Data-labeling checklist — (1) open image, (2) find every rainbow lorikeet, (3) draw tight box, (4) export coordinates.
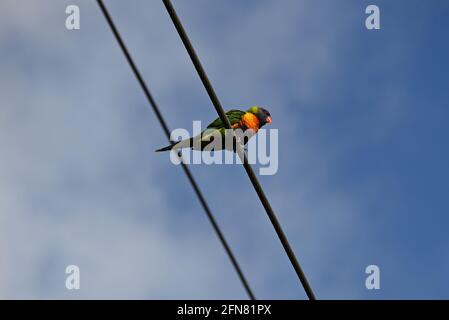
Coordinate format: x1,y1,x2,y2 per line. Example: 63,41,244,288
155,106,272,152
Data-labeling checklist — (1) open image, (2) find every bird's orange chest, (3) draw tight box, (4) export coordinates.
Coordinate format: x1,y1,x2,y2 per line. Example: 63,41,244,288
240,113,260,132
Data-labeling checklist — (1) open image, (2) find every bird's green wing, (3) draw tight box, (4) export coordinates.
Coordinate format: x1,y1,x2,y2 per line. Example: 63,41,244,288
207,110,246,129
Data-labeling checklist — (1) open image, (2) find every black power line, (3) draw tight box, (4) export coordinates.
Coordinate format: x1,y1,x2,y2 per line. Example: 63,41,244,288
162,0,316,300
97,0,255,300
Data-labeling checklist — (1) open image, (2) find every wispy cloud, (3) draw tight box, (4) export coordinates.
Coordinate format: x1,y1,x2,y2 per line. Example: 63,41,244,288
1,0,440,299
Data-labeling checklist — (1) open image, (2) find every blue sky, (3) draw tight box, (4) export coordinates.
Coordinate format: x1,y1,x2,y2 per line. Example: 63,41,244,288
0,0,448,299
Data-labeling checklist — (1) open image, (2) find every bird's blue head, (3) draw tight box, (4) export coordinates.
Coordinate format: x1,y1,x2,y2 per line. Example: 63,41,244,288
248,106,272,126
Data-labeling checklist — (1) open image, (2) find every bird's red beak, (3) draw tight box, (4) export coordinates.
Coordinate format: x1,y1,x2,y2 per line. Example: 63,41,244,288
266,116,272,124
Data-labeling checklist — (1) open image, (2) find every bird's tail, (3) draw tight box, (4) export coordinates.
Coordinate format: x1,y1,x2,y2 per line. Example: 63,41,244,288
155,145,173,152
155,138,194,152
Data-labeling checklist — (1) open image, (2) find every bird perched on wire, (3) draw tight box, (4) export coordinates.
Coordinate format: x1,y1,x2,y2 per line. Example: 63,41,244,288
155,106,272,152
